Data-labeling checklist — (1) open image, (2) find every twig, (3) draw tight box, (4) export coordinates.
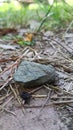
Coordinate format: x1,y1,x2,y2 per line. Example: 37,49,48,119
0,47,29,77
0,46,38,77
53,62,73,73
50,38,73,55
29,86,44,94
37,90,52,118
10,85,23,104
40,33,73,55
48,100,73,104
10,85,25,114
32,94,73,99
51,96,73,99
24,99,73,109
32,94,47,98
0,96,13,110
3,108,16,116
0,57,18,62
48,85,73,96
0,77,12,91
43,85,51,90
0,92,12,101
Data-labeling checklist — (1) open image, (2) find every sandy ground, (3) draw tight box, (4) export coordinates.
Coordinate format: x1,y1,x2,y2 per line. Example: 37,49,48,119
0,103,68,130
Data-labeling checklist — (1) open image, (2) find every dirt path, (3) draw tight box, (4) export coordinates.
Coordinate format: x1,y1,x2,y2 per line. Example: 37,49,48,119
0,106,68,130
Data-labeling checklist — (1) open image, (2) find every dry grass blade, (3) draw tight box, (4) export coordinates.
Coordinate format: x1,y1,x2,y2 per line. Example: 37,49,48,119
29,86,44,94
51,96,73,99
48,85,73,96
32,94,47,98
0,93,11,101
0,96,13,110
43,85,51,91
0,47,30,77
23,99,73,109
37,90,52,118
53,62,73,73
0,77,12,91
10,85,25,114
10,85,22,106
0,46,38,77
2,108,16,116
32,94,73,99
49,38,73,55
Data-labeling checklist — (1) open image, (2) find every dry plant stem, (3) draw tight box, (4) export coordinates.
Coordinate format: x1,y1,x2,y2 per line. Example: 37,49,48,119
49,85,73,96
0,92,12,101
10,85,21,103
29,86,44,94
0,57,18,62
0,47,29,76
50,38,73,55
10,85,22,105
43,85,51,91
10,85,25,114
59,50,73,63
0,62,18,77
33,57,73,73
0,96,13,110
15,85,20,96
32,94,73,99
51,96,73,99
24,99,73,109
37,90,52,117
41,33,73,55
0,46,37,77
44,84,73,97
27,46,39,56
32,94,47,98
54,62,73,73
2,108,16,116
0,77,12,91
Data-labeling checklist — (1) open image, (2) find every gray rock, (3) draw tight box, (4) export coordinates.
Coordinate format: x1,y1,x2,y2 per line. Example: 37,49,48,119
13,61,55,87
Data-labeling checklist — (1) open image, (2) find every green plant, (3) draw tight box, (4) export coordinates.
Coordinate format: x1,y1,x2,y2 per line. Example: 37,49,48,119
0,1,73,30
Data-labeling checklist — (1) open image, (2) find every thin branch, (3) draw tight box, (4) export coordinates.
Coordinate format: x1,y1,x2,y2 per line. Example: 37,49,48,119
24,100,73,109
0,77,12,91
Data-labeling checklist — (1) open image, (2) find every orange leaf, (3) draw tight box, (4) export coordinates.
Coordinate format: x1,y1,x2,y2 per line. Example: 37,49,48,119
24,33,33,42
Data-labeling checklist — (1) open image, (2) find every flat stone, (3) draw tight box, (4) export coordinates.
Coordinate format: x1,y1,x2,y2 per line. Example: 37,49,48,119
13,61,55,87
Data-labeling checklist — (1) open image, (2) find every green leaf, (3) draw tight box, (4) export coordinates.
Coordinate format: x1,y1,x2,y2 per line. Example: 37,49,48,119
18,40,35,46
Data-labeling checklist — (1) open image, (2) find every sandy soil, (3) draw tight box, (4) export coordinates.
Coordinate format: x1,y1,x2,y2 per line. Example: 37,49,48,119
0,101,68,130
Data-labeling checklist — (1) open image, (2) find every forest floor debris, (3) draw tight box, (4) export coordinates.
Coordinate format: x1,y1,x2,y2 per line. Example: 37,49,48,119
0,28,73,130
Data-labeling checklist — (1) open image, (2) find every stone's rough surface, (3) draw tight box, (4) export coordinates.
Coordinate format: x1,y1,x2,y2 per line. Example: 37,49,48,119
13,61,55,87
